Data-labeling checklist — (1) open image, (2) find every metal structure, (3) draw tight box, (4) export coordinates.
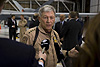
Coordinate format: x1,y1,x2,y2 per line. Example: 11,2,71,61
35,0,41,7
4,0,75,12
82,0,86,12
1,0,99,21
12,0,54,12
0,12,98,17
56,0,75,12
7,0,19,11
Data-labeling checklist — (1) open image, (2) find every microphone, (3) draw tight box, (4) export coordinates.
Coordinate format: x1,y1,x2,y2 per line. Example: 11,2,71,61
41,39,50,54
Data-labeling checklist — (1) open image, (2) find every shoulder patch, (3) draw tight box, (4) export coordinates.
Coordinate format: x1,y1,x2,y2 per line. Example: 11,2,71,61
28,27,37,34
24,27,36,34
29,29,35,33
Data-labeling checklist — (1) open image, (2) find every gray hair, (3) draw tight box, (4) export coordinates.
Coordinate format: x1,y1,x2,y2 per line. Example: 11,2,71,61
39,5,56,17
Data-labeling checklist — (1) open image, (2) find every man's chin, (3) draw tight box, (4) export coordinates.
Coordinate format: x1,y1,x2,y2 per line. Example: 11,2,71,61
46,27,52,30
44,27,52,32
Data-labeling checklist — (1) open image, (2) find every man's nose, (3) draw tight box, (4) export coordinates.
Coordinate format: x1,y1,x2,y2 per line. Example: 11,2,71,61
47,18,50,23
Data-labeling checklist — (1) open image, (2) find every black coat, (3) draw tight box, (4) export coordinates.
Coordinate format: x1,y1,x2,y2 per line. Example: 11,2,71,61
8,18,18,40
0,38,42,67
55,21,66,38
61,19,82,51
77,19,84,46
8,18,17,31
29,19,40,29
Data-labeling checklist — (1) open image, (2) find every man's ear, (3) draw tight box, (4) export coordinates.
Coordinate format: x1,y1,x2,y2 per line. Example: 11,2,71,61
38,16,40,19
75,16,77,19
38,16,40,21
38,16,40,22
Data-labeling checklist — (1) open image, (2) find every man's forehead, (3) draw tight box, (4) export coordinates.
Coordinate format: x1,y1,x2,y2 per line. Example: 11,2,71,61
42,11,55,16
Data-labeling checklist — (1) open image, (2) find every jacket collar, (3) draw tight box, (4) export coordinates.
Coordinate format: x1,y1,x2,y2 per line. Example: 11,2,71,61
70,19,76,21
38,24,54,37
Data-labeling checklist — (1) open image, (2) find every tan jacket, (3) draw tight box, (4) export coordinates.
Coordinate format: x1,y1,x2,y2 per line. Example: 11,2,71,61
22,25,62,67
18,19,27,42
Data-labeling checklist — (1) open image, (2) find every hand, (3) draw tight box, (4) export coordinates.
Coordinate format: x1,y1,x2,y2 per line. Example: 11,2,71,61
16,30,17,32
39,51,46,61
12,25,15,28
68,47,79,57
60,38,64,41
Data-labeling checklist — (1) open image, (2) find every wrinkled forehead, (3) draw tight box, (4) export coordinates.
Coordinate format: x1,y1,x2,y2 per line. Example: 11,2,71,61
41,11,55,17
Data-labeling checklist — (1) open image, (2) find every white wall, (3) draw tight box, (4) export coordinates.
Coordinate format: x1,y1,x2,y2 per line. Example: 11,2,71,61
90,0,100,13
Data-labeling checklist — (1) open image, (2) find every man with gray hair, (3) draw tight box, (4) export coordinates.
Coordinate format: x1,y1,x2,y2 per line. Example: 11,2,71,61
22,5,78,67
22,5,58,67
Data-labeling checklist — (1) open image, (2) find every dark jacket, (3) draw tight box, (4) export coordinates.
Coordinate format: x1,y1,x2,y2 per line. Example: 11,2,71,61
29,19,39,29
8,18,17,30
8,18,18,40
77,19,84,46
0,38,42,67
61,19,81,51
55,21,66,38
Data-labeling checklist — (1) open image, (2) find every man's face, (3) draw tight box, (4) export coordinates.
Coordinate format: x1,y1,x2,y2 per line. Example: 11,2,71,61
12,16,15,20
20,15,24,20
39,11,55,32
60,14,65,21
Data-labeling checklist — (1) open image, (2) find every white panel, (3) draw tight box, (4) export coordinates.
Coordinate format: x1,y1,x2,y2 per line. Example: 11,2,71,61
90,6,98,12
94,0,98,5
90,0,98,6
90,0,93,6
99,5,100,11
99,0,100,4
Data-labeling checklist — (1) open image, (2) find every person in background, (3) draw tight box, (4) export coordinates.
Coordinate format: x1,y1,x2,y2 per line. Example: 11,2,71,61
0,0,46,67
74,13,100,67
61,11,81,51
29,13,40,29
22,5,79,67
8,15,17,41
54,14,66,43
65,15,71,22
18,15,27,42
60,11,82,67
